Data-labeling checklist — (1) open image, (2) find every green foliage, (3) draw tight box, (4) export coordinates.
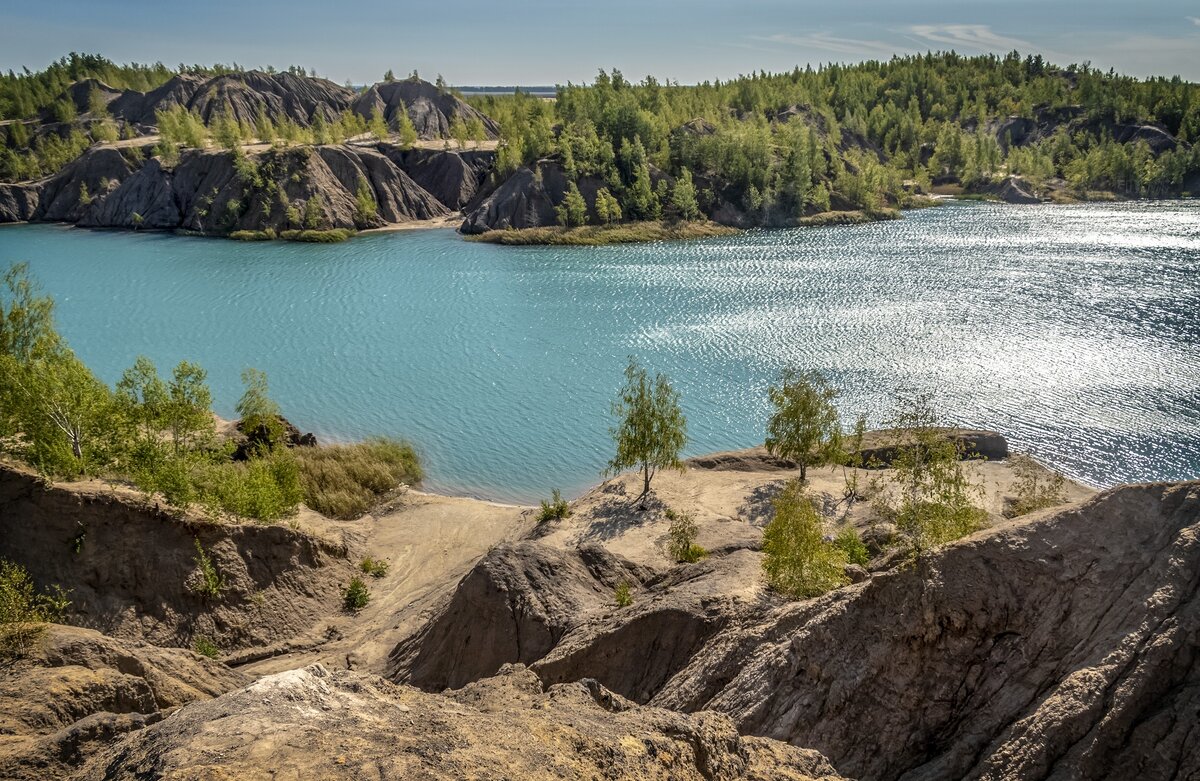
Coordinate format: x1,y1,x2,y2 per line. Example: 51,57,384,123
833,525,870,566
878,393,988,554
353,177,378,227
605,357,688,503
1006,454,1068,517
294,437,422,519
302,196,323,230
189,538,225,598
156,104,209,149
665,508,706,563
555,181,588,227
368,110,389,142
279,228,355,243
393,101,418,149
670,168,700,221
765,368,842,481
537,488,572,522
471,221,735,246
359,557,389,578
762,480,849,598
594,187,621,224
0,558,69,659
235,368,284,454
196,451,303,522
192,636,220,659
614,580,633,608
342,577,370,612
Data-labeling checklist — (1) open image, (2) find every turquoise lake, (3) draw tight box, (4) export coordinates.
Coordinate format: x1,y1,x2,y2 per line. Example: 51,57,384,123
2,200,1198,503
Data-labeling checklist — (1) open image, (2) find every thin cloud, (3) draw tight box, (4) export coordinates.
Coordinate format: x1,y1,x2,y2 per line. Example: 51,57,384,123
754,32,899,60
1188,16,1200,26
906,24,1033,52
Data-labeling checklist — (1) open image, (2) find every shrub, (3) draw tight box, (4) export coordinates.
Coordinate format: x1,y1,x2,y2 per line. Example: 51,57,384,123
359,556,389,578
762,480,849,599
278,228,355,243
614,580,633,608
1006,454,1068,517
878,392,988,554
229,229,276,241
666,508,707,563
537,488,571,522
1,558,70,659
833,526,870,566
295,438,422,519
189,538,225,598
196,452,303,522
192,636,220,659
343,577,370,612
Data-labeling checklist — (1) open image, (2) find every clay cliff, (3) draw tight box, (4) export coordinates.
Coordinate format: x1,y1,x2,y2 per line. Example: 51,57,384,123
352,78,500,140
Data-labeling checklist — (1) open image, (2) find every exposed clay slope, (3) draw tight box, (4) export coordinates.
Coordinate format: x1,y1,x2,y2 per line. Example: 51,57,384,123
389,541,653,690
460,159,611,233
80,664,845,781
381,145,496,210
653,481,1200,781
0,464,358,652
0,624,246,781
51,144,450,232
352,78,500,140
103,72,355,128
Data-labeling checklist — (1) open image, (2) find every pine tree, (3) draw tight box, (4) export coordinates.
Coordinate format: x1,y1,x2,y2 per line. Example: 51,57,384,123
671,168,700,221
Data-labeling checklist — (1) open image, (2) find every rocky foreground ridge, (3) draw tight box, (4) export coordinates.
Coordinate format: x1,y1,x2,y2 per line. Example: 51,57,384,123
1,440,1197,780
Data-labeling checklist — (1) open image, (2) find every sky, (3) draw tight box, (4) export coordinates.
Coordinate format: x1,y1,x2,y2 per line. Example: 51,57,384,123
1,0,1198,85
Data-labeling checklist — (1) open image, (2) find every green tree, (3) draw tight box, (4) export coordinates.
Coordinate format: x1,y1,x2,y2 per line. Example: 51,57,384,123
881,392,987,554
368,111,389,142
236,367,284,454
354,177,378,227
383,69,396,82
670,167,700,221
605,358,688,506
764,368,842,482
450,114,468,150
761,480,848,598
395,101,418,149
556,181,587,227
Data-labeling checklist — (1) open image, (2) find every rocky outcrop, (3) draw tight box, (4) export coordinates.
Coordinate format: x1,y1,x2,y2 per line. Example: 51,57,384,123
653,482,1200,781
0,181,40,221
105,72,355,129
0,464,357,651
995,107,1182,156
389,541,654,690
966,174,1043,204
0,624,246,781
35,143,450,233
381,145,496,210
352,78,500,140
79,664,845,780
459,159,610,233
33,147,139,222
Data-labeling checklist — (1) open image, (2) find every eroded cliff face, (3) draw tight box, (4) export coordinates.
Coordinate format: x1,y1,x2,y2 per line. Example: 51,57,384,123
0,465,358,652
0,624,248,781
352,79,500,141
6,143,459,233
389,480,1200,781
77,664,846,781
658,482,1200,781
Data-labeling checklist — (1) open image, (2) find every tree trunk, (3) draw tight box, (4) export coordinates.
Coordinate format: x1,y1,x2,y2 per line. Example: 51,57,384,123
799,462,807,482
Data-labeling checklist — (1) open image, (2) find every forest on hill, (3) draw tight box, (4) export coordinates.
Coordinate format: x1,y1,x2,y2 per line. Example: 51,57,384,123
0,51,1197,237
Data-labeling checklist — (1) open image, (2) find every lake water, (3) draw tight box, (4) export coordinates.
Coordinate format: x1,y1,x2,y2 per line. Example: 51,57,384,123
2,200,1198,503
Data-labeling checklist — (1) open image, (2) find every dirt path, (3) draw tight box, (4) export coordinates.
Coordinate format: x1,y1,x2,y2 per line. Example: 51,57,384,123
240,489,533,677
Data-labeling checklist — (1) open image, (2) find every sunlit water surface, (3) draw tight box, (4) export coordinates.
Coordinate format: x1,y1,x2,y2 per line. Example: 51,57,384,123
2,200,1198,502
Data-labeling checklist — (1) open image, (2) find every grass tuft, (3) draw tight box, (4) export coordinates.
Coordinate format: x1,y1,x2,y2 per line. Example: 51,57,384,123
296,438,422,519
470,220,739,246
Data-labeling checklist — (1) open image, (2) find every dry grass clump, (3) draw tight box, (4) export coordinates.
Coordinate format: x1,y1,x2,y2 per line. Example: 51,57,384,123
295,438,422,519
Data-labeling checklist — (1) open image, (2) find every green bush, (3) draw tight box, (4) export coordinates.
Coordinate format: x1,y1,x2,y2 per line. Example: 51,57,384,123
229,229,276,241
666,508,707,563
614,580,633,608
196,452,303,522
359,556,389,578
1006,454,1068,517
762,480,849,599
278,228,355,243
833,526,870,567
537,488,571,522
1,558,70,659
343,577,370,612
192,636,220,659
296,438,421,519
188,538,225,598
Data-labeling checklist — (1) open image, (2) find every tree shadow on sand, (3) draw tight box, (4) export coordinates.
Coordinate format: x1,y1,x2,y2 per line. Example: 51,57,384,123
577,481,668,543
738,480,789,527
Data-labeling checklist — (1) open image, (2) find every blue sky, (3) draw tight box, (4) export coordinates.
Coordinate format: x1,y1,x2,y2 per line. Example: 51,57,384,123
1,0,1198,84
